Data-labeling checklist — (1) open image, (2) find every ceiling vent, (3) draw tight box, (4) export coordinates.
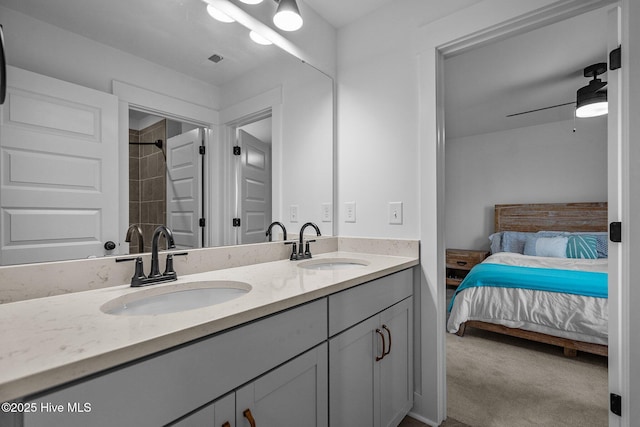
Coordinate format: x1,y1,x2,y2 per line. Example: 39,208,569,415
208,53,224,64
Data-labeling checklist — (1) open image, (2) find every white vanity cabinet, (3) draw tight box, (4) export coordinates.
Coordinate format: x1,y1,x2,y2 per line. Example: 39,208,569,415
171,393,235,427
328,269,414,427
171,343,327,427
17,267,414,427
235,343,328,427
23,299,327,427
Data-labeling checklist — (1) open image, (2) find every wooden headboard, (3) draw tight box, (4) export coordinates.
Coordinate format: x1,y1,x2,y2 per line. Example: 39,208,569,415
494,202,608,233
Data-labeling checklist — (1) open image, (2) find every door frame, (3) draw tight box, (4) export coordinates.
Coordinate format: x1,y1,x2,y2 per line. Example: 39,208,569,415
112,81,217,252
415,0,623,425
219,87,283,246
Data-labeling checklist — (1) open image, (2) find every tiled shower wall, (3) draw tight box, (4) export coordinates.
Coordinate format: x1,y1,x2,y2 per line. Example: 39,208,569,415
128,120,167,253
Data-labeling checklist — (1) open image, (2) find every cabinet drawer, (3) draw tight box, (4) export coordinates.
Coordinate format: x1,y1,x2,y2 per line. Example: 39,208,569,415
24,299,327,427
445,249,488,270
328,269,413,336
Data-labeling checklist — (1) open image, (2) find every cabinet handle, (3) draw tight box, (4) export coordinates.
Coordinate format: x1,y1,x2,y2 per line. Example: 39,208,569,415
222,423,231,427
375,328,386,361
243,408,257,427
382,324,392,356
456,261,467,266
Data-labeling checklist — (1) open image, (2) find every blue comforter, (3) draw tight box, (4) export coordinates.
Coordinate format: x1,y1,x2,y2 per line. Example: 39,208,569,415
448,263,608,311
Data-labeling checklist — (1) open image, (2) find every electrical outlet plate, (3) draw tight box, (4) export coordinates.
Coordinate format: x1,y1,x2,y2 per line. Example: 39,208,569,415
321,203,332,222
389,202,403,224
345,202,356,223
290,205,299,223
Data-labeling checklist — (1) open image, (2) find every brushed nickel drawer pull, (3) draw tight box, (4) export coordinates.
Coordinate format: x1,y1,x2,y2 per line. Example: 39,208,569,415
456,261,467,266
375,328,386,361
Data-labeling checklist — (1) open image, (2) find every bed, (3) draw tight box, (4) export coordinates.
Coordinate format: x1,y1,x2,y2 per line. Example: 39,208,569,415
447,202,609,357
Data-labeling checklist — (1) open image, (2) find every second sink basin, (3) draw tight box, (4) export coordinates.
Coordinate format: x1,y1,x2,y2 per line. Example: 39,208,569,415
298,258,370,270
101,281,251,316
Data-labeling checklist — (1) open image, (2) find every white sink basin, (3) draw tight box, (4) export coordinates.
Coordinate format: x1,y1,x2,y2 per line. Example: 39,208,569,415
101,281,251,316
298,258,370,270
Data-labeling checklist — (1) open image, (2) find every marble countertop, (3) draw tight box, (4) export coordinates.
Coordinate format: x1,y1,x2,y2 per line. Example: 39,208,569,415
0,250,418,402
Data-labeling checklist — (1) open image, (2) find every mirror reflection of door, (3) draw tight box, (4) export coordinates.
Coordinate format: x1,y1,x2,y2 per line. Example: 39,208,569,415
128,110,204,253
166,128,203,250
235,118,272,245
0,67,119,265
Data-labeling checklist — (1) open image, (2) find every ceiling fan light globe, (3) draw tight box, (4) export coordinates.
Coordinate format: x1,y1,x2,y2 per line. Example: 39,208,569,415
576,101,608,118
238,0,263,4
576,87,608,118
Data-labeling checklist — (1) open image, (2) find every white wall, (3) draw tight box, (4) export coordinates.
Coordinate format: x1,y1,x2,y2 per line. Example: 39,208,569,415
338,0,606,424
0,6,221,109
220,56,334,236
445,118,607,250
337,0,482,241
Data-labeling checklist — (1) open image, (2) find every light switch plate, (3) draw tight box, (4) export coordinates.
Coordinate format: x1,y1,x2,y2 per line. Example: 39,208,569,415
389,202,403,224
345,202,356,223
290,205,299,223
321,203,332,222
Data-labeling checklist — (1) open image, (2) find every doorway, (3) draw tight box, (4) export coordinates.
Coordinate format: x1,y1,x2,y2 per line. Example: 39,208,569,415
441,5,611,426
230,113,273,245
128,109,205,253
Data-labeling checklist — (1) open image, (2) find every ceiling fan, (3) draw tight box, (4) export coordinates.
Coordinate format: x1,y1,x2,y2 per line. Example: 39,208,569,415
507,62,608,118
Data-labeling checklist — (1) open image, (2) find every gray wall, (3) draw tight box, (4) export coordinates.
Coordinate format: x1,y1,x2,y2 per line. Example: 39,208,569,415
445,117,607,251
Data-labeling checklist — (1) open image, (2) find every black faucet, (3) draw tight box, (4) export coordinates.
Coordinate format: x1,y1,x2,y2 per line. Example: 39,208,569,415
130,225,178,287
266,221,287,242
298,222,321,259
125,224,144,253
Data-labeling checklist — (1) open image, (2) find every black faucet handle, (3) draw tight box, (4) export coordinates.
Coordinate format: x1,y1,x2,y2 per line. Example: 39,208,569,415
131,257,147,287
303,239,316,259
164,253,175,275
285,241,298,261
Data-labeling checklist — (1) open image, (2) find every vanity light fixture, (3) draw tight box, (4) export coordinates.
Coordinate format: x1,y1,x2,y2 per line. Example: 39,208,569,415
206,4,235,23
206,0,305,58
232,0,303,32
249,30,272,45
575,62,608,118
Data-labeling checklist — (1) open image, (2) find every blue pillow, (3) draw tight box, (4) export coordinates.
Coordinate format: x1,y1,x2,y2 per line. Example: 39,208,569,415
537,231,608,258
502,231,535,254
488,232,503,254
566,235,598,259
524,236,568,258
595,234,608,258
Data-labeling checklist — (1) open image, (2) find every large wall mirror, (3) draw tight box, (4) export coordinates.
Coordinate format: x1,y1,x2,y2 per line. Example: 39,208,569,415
0,0,334,266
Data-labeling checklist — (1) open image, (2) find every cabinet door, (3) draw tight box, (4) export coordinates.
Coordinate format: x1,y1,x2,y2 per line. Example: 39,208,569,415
236,343,328,427
171,392,235,427
379,297,413,427
329,315,382,427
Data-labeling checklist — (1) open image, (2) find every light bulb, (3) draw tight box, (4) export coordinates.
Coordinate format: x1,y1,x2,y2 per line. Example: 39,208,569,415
273,10,303,31
576,101,608,118
206,5,235,23
273,0,303,31
249,31,272,45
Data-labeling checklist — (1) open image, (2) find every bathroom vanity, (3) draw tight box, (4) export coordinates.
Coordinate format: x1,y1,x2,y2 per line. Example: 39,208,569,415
0,238,418,427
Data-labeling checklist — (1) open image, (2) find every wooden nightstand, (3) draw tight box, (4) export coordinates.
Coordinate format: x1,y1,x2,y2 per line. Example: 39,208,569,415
446,249,489,287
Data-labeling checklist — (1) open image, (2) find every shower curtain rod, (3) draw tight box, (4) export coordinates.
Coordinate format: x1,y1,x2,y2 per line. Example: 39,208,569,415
129,139,163,149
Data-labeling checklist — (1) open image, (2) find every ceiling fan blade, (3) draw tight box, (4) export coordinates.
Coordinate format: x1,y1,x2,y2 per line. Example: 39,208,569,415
506,101,575,118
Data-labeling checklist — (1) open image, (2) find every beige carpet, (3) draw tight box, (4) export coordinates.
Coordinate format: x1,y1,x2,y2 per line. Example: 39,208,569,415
447,328,608,427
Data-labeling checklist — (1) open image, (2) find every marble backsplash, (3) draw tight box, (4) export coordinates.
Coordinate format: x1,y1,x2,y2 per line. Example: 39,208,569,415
0,237,419,303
